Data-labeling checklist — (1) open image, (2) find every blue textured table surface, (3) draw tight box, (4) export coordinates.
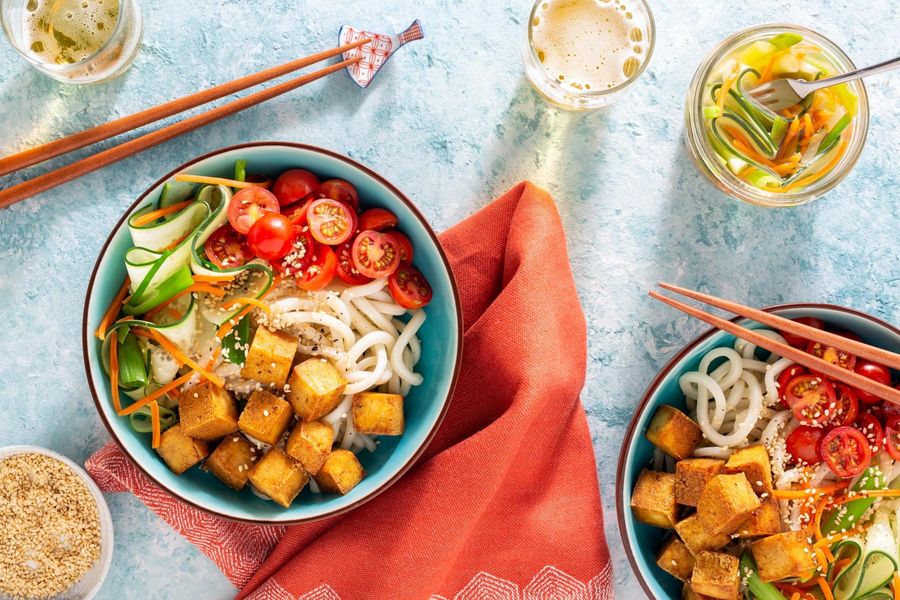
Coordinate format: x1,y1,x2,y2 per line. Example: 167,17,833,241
1,1,898,598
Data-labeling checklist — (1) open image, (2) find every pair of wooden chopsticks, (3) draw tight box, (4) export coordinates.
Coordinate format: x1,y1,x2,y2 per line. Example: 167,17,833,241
0,38,371,209
651,283,900,405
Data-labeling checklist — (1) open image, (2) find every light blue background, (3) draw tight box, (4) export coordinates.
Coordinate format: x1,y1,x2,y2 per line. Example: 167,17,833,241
0,1,897,598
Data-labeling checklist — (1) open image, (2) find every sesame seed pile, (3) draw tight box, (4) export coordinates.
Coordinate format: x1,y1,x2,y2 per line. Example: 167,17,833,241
0,454,101,599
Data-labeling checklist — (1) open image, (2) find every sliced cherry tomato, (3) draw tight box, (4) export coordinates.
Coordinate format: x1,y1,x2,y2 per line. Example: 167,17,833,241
388,265,433,309
807,339,857,371
227,187,280,234
272,169,319,206
307,199,356,246
245,174,272,189
385,230,414,265
273,228,316,276
314,179,359,212
247,213,295,261
777,365,809,407
780,317,826,348
853,361,892,404
204,225,251,269
783,375,837,427
821,426,872,479
785,425,825,466
885,416,900,461
297,244,337,291
335,240,372,285
830,384,859,427
284,197,314,227
853,412,885,454
358,208,398,232
351,230,401,278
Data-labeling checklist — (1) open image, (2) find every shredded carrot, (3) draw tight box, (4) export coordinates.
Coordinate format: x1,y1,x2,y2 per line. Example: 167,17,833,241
193,274,237,283
109,330,121,413
817,577,835,600
813,494,830,542
892,571,900,600
779,140,849,193
813,548,829,573
95,277,131,340
772,483,848,499
758,49,791,83
117,371,195,416
141,283,226,321
148,329,225,387
717,65,740,111
216,276,281,339
131,200,192,227
802,113,814,141
822,546,835,562
224,297,272,315
174,174,255,189
791,593,800,600
814,524,864,548
150,400,161,449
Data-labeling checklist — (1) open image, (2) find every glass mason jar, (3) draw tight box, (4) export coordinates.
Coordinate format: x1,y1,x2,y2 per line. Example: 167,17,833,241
1,0,142,84
684,24,869,207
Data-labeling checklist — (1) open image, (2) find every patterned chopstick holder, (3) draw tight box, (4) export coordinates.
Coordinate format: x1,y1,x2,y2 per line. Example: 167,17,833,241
339,20,424,88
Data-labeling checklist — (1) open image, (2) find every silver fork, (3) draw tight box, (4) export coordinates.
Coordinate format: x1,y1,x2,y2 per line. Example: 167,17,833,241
748,56,900,111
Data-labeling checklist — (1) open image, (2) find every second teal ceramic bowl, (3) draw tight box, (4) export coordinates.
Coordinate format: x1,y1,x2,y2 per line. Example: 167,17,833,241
616,304,900,599
82,142,462,524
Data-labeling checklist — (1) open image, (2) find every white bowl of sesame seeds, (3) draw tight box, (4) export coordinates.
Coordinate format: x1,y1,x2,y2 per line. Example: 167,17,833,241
0,446,114,600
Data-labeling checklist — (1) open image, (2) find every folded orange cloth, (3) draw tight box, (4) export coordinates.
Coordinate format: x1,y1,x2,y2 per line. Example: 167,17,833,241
86,182,613,599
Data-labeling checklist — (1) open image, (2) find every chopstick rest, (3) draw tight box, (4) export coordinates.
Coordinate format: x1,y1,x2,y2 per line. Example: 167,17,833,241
340,20,424,88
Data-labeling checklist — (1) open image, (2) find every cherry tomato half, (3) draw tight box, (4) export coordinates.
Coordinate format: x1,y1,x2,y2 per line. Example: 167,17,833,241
388,265,433,309
247,213,295,262
831,383,859,427
273,228,316,276
807,339,857,372
385,230,414,265
785,425,825,466
228,187,280,234
204,225,251,269
314,179,359,212
335,240,372,285
297,244,337,291
784,375,837,427
778,365,809,407
780,317,826,348
821,426,872,479
885,416,900,461
284,197,313,227
853,412,885,454
358,208,398,232
351,230,401,278
307,199,356,246
853,361,892,404
272,169,319,206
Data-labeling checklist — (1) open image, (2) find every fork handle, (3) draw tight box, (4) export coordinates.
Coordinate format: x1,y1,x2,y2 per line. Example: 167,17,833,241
803,56,900,93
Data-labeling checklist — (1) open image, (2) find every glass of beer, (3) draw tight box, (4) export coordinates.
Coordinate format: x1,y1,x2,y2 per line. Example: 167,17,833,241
523,0,655,110
1,0,142,84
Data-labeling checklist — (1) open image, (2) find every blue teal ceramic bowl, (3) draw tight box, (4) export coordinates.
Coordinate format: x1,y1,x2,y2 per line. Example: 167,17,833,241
82,142,462,524
616,303,900,599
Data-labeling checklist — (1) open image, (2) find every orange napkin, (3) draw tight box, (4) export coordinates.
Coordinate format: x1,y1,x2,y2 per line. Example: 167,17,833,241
87,182,613,599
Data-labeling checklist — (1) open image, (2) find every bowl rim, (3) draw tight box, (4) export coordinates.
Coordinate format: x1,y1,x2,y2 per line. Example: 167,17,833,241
81,141,464,525
615,302,900,599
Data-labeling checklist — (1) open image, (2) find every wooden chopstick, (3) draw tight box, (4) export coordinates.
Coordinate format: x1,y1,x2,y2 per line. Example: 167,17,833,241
659,282,900,371
0,37,371,177
0,56,360,209
649,290,900,406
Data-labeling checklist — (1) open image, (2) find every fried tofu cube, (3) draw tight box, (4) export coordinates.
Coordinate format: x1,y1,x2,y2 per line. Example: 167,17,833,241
247,447,308,508
238,390,294,445
750,531,816,582
240,326,298,386
179,381,239,440
690,552,739,600
657,537,695,581
734,498,781,538
285,420,335,475
314,450,365,495
646,405,703,460
352,393,404,435
631,469,678,528
675,458,724,507
697,473,761,535
674,514,731,555
203,435,259,490
682,583,715,600
722,445,773,495
155,424,209,475
287,358,347,421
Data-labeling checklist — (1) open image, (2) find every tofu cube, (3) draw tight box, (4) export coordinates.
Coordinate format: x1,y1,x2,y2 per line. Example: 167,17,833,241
630,469,678,528
203,435,259,490
247,447,308,508
722,445,773,495
696,473,761,535
314,450,365,495
657,537,695,582
682,583,715,600
674,514,731,555
285,420,335,475
646,405,703,460
734,498,781,538
675,458,724,507
238,390,294,445
287,358,347,421
240,326,298,386
750,531,816,582
155,424,209,475
352,393,404,436
690,552,739,600
179,381,239,440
